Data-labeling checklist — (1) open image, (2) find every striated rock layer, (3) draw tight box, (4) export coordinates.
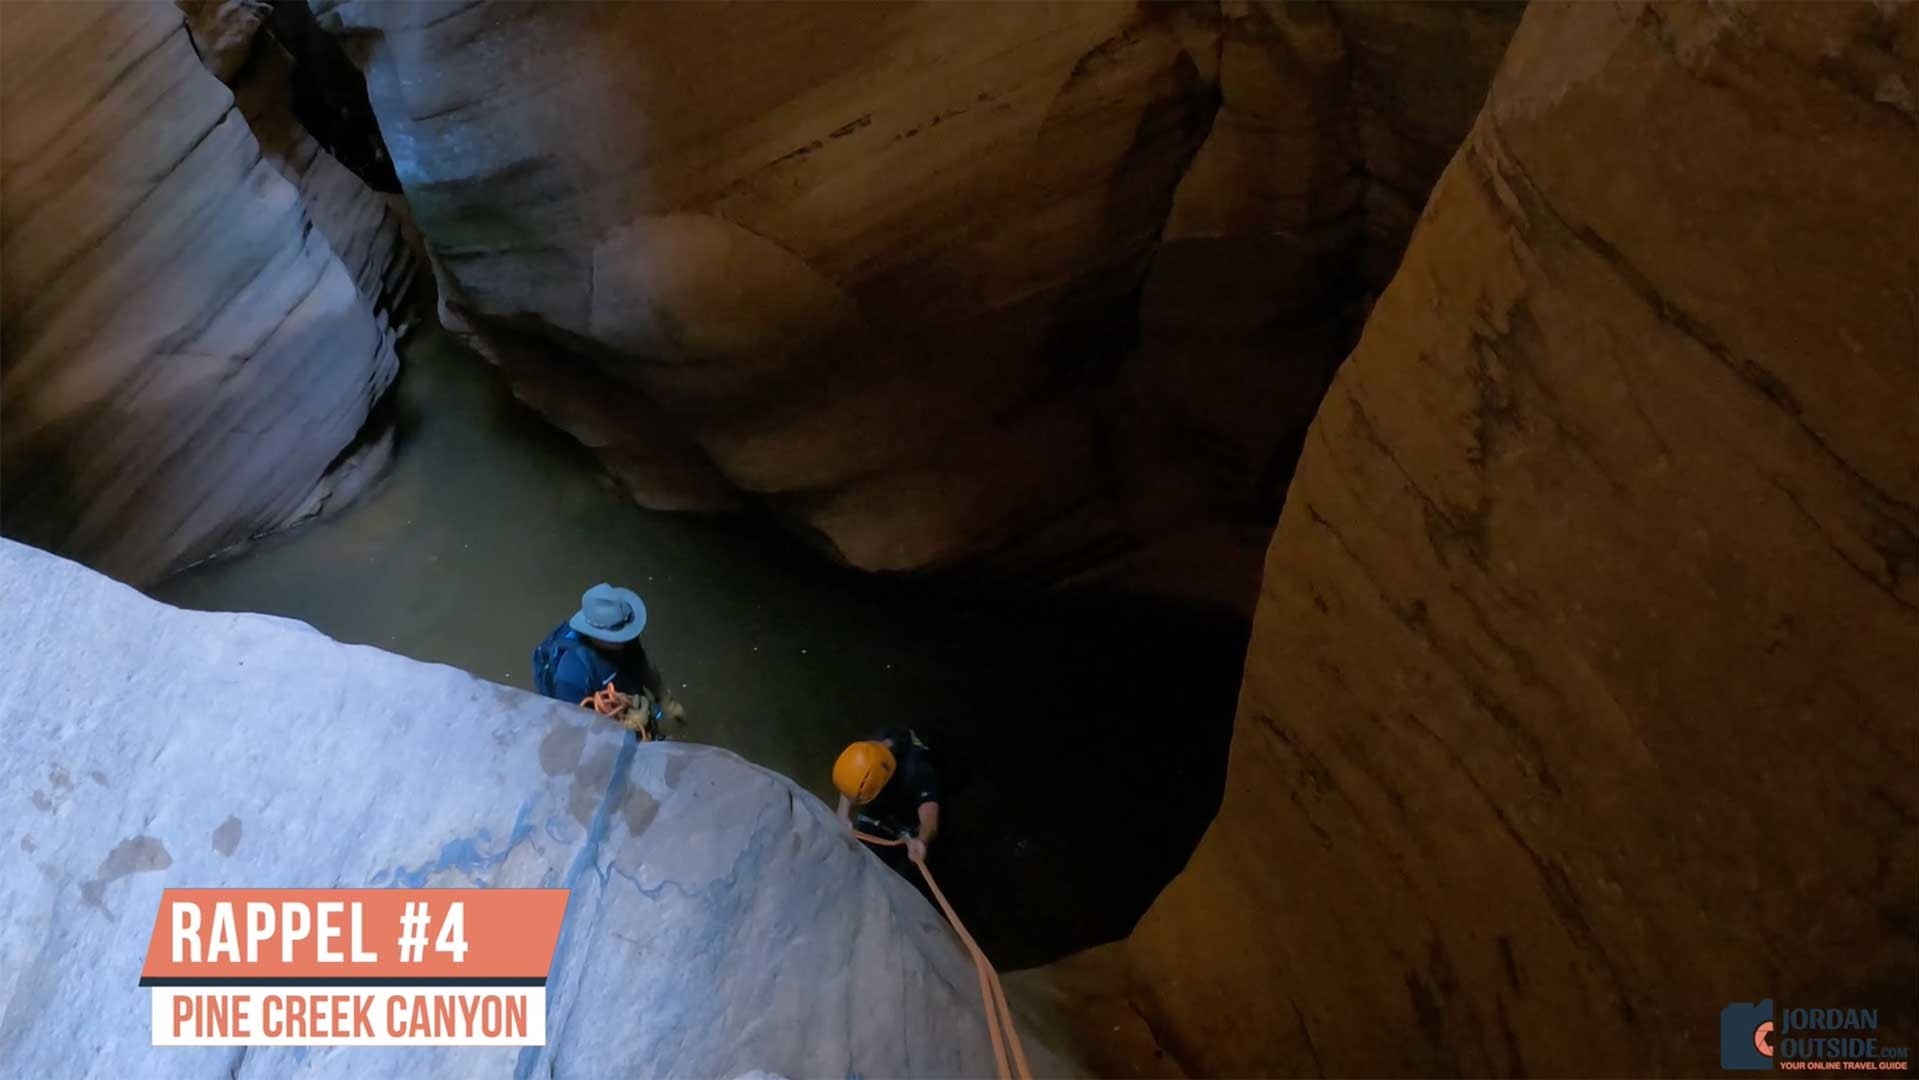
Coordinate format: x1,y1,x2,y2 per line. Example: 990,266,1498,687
0,2,409,585
177,0,419,323
1124,1,1919,1074
0,537,1070,1078
316,0,1519,611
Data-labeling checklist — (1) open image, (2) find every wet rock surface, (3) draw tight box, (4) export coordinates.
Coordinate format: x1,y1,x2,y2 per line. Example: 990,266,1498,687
1123,1,1919,1074
0,2,406,585
0,537,1069,1078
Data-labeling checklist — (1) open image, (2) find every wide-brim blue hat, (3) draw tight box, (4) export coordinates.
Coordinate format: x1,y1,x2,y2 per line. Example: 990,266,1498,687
570,583,647,643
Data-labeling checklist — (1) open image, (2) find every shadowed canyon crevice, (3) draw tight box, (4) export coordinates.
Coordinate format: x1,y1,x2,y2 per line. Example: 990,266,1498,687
1121,2,1918,1075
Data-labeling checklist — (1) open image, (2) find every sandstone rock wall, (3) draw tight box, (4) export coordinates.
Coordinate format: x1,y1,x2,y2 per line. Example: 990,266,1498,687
178,0,420,323
1,2,407,585
1124,1,1919,1074
0,536,1070,1078
316,0,1519,610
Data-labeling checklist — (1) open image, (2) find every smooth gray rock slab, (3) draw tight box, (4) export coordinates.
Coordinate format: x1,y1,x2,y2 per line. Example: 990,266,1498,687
0,539,1059,1077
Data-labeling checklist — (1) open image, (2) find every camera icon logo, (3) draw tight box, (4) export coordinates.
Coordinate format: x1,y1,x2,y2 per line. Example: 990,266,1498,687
1721,999,1776,1070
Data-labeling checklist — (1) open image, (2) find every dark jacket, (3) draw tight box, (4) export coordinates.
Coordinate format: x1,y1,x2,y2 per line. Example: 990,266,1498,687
536,622,664,705
856,727,942,837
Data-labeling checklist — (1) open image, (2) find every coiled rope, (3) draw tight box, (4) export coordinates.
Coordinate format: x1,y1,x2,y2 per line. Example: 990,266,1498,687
581,684,654,741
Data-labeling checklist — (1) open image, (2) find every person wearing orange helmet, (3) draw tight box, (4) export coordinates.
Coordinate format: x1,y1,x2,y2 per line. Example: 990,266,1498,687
833,727,942,863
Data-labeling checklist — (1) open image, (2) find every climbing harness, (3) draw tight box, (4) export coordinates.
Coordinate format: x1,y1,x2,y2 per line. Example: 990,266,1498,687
853,830,1031,1080
580,683,656,741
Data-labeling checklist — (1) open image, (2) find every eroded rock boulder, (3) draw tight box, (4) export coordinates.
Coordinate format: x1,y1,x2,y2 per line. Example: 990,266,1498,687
0,537,1066,1078
1123,1,1919,1074
315,0,1518,610
0,3,405,585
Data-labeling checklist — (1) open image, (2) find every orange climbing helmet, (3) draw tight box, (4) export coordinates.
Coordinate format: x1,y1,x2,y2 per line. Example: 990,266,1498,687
833,740,896,804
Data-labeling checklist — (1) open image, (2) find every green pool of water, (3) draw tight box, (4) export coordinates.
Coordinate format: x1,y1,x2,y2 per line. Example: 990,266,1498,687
154,329,1247,968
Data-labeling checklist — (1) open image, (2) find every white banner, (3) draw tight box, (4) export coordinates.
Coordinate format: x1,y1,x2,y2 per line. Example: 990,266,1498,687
150,987,546,1046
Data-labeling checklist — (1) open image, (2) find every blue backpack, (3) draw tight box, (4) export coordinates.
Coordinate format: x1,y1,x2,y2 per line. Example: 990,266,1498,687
531,623,578,699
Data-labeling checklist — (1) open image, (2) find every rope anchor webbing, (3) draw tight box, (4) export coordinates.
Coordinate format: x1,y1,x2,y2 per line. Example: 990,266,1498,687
855,830,1032,1080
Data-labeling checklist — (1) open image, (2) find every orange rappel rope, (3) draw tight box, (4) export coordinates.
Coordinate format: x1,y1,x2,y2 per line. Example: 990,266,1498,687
588,690,1016,1073
853,830,1032,1080
581,684,654,741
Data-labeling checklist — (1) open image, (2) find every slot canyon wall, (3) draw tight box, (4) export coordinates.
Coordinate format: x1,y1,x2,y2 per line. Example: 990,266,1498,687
1120,1,1919,1075
314,0,1521,611
0,2,415,585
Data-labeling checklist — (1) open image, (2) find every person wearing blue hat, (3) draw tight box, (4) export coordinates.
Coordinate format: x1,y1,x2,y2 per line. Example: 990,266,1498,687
531,583,673,723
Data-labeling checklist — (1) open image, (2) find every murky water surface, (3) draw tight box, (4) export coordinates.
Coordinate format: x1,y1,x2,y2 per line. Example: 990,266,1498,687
155,331,1247,968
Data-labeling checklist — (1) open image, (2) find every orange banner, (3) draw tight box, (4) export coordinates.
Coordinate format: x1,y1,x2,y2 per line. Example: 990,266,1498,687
140,889,567,982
